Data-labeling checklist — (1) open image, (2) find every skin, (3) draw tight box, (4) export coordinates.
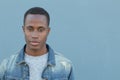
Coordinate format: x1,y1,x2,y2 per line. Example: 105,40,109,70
23,14,50,56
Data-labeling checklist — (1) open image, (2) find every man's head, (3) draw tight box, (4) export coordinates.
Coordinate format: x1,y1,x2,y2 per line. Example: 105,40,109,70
24,7,50,26
23,7,50,54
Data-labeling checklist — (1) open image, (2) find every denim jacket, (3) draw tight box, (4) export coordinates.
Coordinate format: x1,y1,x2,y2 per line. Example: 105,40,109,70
0,44,74,80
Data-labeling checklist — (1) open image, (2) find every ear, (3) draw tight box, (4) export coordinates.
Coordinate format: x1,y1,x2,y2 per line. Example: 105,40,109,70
22,26,25,32
47,27,51,34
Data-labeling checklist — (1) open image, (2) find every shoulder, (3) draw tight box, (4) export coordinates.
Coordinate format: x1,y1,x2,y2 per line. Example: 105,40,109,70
53,51,74,75
0,52,19,68
54,51,73,68
0,53,18,77
54,51,71,61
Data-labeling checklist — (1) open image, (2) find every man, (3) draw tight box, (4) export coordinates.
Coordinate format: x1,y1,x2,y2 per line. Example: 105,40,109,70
0,7,74,80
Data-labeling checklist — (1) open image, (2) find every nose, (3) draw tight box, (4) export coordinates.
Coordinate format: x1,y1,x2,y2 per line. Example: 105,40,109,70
31,31,39,38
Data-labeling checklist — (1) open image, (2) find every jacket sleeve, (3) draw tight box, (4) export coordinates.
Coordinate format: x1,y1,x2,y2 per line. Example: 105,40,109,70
0,59,8,80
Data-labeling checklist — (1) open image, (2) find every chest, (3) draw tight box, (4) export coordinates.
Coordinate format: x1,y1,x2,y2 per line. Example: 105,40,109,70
5,63,68,80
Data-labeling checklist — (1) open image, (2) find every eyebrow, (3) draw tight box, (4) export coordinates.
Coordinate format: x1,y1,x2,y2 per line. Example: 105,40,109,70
26,25,48,29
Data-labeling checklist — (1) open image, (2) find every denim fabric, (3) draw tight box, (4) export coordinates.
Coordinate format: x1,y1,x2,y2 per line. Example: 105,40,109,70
0,44,74,80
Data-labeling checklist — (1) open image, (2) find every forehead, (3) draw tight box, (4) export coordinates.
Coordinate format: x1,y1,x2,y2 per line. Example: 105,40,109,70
25,14,48,25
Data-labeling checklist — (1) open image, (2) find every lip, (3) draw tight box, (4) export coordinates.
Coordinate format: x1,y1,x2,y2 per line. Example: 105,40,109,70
30,41,40,46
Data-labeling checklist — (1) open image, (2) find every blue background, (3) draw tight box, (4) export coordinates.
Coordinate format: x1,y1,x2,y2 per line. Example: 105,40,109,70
0,0,120,80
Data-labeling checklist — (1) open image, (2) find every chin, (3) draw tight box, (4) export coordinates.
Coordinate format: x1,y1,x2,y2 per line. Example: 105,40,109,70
29,45,41,51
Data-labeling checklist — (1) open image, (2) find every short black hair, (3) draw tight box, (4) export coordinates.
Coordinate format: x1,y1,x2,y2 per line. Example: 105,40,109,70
24,7,50,26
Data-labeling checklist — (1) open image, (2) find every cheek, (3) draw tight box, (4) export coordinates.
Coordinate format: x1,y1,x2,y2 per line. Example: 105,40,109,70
40,33,48,40
24,32,31,40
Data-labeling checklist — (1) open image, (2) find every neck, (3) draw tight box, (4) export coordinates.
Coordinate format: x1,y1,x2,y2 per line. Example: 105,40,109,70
25,45,48,56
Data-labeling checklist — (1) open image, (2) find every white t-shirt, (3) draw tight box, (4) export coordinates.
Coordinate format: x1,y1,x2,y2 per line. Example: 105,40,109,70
25,53,48,80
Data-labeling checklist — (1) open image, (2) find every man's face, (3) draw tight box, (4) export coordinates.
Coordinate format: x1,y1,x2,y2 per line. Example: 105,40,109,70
23,14,50,51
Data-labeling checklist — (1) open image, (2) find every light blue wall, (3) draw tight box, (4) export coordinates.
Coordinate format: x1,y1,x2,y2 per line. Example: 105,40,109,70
0,0,120,80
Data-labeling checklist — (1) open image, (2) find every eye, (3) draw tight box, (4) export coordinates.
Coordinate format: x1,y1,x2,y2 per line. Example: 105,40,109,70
27,27,33,31
38,28,46,32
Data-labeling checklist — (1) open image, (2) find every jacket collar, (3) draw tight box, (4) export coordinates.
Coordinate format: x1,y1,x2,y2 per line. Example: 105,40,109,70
16,44,56,66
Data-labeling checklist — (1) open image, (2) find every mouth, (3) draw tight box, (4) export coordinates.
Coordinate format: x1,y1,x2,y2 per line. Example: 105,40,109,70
30,41,40,46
